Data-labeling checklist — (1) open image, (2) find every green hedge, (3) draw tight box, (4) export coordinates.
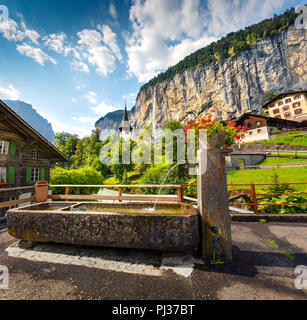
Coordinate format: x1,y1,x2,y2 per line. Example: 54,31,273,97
50,167,105,195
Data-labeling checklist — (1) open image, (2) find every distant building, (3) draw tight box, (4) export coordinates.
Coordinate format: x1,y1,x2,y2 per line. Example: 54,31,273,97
119,103,132,139
262,91,307,122
0,99,67,217
234,113,303,143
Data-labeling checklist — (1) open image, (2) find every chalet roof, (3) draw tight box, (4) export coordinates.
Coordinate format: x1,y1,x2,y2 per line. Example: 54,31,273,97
0,99,68,162
234,113,303,127
262,90,307,109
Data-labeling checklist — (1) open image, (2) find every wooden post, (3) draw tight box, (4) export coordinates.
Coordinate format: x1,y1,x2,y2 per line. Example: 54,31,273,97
250,183,258,215
118,187,123,203
65,187,69,203
177,185,184,203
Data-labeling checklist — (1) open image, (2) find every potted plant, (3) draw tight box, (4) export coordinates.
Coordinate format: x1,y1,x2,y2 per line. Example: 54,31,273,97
184,109,247,151
0,177,7,187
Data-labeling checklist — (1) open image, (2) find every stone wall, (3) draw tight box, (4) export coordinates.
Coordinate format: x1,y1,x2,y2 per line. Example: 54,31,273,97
226,154,266,170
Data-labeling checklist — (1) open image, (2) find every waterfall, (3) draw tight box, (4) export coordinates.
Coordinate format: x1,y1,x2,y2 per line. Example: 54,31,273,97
152,87,156,139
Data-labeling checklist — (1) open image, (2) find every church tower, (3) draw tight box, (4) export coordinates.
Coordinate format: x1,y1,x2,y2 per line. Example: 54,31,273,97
119,102,132,139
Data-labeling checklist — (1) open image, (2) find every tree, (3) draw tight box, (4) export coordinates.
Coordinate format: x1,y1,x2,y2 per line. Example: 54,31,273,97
53,132,79,168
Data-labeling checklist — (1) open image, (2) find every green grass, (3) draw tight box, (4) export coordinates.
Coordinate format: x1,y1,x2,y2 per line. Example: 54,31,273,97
248,131,307,146
259,157,307,165
227,166,307,191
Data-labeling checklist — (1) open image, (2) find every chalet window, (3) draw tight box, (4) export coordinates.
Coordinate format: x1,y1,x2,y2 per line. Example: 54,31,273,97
284,112,291,118
273,109,280,114
0,167,7,183
31,168,40,182
293,102,301,108
278,101,283,106
270,104,275,108
0,141,9,154
283,105,289,111
32,149,38,159
256,121,262,127
285,98,292,103
295,109,303,115
249,131,253,135
257,129,262,134
294,95,301,100
246,123,252,129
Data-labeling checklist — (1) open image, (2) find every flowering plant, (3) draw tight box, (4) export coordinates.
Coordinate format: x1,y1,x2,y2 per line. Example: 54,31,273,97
184,109,247,149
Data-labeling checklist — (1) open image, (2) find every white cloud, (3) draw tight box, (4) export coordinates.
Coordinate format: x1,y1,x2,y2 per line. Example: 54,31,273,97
98,24,123,62
43,32,69,54
72,116,96,124
84,91,98,104
16,43,57,65
0,84,21,100
71,59,90,73
20,21,40,45
0,18,40,44
90,101,117,117
75,84,85,90
71,98,77,103
109,2,117,20
125,0,291,83
42,113,92,137
77,25,122,76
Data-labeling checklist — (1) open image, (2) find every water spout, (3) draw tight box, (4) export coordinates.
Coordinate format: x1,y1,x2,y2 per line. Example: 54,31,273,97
154,163,180,210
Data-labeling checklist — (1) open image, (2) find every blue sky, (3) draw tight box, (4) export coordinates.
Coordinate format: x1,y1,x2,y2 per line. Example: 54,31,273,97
0,0,303,137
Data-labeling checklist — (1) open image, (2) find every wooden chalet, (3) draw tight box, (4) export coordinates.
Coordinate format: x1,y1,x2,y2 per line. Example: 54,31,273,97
233,113,303,143
0,99,67,216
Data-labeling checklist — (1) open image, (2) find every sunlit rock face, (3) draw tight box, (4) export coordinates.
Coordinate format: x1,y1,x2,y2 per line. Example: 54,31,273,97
130,25,307,129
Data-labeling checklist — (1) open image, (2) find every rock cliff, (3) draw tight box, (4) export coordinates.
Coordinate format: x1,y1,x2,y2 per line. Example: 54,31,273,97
130,25,307,129
3,100,55,142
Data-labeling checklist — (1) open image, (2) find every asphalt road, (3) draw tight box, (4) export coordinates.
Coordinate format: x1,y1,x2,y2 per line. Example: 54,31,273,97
0,222,306,300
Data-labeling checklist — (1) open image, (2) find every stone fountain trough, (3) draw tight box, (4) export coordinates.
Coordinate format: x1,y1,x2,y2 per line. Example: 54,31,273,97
7,202,199,253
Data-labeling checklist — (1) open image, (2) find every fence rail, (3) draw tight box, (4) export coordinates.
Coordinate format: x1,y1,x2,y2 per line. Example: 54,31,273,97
0,182,306,214
183,182,307,215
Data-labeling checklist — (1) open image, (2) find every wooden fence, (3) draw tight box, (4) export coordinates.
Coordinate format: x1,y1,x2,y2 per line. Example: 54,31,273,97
183,182,307,215
0,182,306,215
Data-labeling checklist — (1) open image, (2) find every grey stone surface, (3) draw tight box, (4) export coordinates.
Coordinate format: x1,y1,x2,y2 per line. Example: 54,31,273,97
7,202,199,253
198,145,233,262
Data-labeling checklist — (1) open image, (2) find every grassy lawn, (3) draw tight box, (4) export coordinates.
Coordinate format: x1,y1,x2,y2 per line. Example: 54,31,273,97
227,166,307,191
247,131,307,146
259,157,307,165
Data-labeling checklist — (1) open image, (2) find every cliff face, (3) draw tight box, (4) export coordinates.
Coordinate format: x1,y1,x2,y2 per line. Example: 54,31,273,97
3,100,55,142
95,110,124,132
130,25,307,129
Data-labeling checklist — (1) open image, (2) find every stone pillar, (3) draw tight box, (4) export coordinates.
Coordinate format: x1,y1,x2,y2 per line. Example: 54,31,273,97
197,132,233,262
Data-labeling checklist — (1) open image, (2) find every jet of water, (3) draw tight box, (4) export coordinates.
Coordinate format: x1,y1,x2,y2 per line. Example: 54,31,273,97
153,163,180,210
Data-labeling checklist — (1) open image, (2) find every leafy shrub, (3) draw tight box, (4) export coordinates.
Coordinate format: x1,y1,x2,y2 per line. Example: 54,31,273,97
258,170,307,213
50,166,104,195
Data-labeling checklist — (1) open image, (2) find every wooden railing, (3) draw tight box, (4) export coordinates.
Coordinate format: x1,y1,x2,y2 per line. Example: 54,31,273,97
49,184,185,203
1,182,306,215
0,186,35,209
183,183,307,215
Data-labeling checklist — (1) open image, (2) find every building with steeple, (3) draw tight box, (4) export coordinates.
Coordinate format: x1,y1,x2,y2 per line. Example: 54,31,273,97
119,102,132,139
